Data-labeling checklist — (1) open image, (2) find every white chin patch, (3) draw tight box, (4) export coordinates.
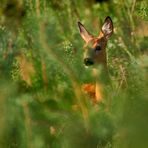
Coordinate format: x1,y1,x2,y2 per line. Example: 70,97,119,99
84,65,95,69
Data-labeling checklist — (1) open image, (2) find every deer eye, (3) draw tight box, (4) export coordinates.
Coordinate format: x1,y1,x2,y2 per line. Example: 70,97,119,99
95,45,101,51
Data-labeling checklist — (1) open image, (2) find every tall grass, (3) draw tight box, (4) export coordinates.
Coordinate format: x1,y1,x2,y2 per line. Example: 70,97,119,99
0,0,148,147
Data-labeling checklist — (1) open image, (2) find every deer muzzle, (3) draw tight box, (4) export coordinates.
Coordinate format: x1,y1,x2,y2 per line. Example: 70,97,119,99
84,58,94,66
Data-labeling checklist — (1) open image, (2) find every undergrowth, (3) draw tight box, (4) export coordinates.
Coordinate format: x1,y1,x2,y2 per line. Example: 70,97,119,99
0,0,148,148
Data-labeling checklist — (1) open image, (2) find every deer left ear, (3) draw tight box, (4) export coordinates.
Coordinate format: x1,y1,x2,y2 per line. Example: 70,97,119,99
78,21,93,43
101,16,113,39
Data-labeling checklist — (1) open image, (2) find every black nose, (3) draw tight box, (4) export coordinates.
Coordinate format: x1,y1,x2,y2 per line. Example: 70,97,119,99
84,58,94,66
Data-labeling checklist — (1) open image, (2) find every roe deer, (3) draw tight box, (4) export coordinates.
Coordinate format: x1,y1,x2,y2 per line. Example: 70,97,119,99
78,16,113,103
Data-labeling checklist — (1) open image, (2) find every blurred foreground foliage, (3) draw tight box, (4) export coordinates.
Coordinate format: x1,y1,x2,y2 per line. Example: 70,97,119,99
0,0,148,148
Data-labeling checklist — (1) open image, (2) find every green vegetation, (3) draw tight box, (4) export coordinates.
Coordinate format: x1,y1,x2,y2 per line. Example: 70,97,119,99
0,0,148,147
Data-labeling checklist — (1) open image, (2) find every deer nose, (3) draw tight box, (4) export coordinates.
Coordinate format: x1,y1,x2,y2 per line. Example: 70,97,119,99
84,58,94,66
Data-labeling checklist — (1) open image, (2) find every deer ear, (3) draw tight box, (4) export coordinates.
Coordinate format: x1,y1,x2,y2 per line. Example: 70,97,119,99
101,16,113,39
78,21,93,43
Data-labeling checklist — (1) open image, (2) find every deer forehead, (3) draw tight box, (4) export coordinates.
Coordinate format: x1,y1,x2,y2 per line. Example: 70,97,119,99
83,37,107,49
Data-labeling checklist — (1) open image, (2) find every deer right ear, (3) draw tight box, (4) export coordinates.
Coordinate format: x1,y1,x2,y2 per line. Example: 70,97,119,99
101,16,113,39
78,21,93,43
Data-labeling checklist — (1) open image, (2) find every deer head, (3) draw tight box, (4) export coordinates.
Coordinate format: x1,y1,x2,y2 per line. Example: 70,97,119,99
78,16,113,68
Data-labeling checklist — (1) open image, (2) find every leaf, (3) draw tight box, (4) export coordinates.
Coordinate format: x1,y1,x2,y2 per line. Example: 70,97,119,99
17,54,35,86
